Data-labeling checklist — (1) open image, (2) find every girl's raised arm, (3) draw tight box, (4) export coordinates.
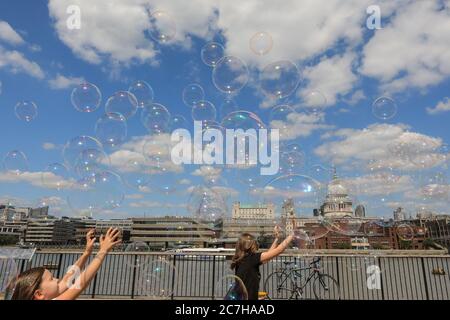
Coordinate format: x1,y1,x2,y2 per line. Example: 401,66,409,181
54,228,121,300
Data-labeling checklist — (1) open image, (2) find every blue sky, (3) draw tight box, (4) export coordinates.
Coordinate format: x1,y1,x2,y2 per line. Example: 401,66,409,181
1,0,450,220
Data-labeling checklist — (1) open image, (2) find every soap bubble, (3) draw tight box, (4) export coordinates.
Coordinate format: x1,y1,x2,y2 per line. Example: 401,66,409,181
221,111,265,131
3,150,28,175
74,148,110,179
122,159,150,189
63,135,103,169
300,90,327,115
105,91,138,119
187,185,228,221
41,163,71,190
169,114,188,131
95,112,127,148
260,60,300,99
124,242,150,268
372,97,397,120
192,100,217,121
15,101,38,122
141,103,171,135
396,223,414,241
182,84,204,107
129,80,154,108
148,11,176,43
214,275,248,300
213,56,249,94
0,257,18,300
249,32,273,56
201,42,225,67
71,83,102,113
219,99,238,120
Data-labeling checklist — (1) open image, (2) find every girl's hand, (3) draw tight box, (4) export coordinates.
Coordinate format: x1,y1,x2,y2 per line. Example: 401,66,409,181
99,228,121,253
273,225,281,238
85,229,96,255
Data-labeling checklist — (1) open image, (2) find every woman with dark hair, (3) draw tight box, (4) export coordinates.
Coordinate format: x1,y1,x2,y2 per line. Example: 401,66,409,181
231,227,294,300
11,228,121,300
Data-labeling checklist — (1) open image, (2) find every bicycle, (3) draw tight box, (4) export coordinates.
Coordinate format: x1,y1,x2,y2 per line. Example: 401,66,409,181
263,256,340,300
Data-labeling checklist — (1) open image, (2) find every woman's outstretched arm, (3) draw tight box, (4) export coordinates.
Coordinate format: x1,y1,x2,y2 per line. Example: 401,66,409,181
261,234,294,263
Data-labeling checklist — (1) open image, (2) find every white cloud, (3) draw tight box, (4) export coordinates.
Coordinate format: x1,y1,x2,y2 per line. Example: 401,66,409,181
343,89,366,106
192,166,222,178
0,171,74,189
426,97,450,115
48,0,156,65
29,44,42,52
298,52,358,107
0,21,25,45
108,134,183,174
42,142,57,150
125,193,145,200
129,200,186,208
314,123,446,171
179,179,191,185
0,45,45,79
270,111,333,141
360,0,450,93
48,73,85,90
138,186,152,193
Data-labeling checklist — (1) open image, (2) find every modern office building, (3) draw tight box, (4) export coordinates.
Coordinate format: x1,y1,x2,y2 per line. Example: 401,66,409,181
131,216,218,248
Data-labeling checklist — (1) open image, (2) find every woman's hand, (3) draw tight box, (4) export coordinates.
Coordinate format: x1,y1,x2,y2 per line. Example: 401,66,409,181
84,229,96,255
99,228,121,253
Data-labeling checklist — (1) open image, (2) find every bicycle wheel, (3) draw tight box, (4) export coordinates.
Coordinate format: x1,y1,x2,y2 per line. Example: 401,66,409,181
264,271,298,300
313,274,340,300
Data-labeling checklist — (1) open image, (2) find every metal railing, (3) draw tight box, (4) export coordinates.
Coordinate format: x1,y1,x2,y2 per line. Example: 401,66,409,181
11,251,450,300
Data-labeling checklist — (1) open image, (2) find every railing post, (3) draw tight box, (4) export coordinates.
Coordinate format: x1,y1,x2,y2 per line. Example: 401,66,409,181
211,255,216,300
91,274,98,299
56,253,63,278
421,257,430,300
130,254,138,299
171,255,176,300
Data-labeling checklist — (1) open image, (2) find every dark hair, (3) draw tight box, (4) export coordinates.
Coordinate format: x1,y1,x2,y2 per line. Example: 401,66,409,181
230,233,259,270
11,267,46,300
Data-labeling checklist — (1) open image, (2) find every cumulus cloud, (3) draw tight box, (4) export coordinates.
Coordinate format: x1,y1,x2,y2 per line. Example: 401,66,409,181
0,45,45,79
108,134,184,174
426,97,450,115
270,111,333,141
192,166,222,178
42,142,57,150
314,123,447,171
0,171,74,189
48,73,85,90
297,52,358,107
0,20,25,45
360,0,450,93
